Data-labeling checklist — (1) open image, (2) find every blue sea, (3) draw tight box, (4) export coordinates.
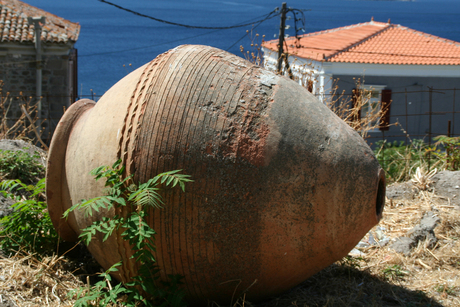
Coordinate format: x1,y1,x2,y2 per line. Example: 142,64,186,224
24,0,460,98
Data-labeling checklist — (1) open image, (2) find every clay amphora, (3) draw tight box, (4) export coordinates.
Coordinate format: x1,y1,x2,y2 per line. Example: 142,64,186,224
46,45,385,305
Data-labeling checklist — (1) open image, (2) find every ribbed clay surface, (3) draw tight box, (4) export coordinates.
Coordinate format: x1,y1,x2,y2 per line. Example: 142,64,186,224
121,45,275,303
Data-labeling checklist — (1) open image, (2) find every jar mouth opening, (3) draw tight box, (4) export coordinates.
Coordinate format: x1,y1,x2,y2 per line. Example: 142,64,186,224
46,99,96,242
376,169,386,221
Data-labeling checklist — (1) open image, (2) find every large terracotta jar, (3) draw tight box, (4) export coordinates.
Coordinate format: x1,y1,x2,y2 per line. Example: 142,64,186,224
46,45,385,305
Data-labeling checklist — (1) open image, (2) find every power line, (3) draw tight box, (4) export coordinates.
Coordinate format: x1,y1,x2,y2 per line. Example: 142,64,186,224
79,28,224,57
98,0,280,30
226,18,267,51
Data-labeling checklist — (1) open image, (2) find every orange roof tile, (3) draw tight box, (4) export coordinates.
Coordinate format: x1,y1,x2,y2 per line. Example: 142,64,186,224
263,20,460,66
0,0,80,44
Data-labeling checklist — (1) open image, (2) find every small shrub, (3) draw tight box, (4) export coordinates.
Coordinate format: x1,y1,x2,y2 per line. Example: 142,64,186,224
65,160,191,307
373,139,436,183
0,149,45,184
431,135,460,171
324,79,388,140
0,178,58,255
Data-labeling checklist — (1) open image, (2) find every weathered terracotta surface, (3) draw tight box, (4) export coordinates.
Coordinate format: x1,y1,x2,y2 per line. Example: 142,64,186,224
46,45,385,305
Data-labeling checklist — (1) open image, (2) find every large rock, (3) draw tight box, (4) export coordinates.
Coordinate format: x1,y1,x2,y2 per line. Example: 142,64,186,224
0,139,46,216
431,170,460,206
390,212,440,255
0,139,46,166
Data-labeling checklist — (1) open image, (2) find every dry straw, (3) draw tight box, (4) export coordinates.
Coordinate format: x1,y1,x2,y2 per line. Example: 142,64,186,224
0,83,48,149
0,251,84,307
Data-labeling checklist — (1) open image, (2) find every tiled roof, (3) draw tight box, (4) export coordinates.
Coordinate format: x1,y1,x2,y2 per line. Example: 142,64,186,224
0,0,80,44
262,20,460,66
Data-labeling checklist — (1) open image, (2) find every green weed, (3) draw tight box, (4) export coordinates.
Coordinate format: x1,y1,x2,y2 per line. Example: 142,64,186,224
341,256,363,270
435,284,457,295
0,178,58,255
430,135,460,171
382,265,408,281
374,136,460,183
0,149,44,184
65,160,192,307
374,139,436,183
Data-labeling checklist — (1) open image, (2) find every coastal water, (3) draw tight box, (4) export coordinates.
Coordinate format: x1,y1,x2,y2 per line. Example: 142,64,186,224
24,0,460,97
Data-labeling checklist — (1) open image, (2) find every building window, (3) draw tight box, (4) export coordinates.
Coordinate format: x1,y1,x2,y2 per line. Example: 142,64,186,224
352,85,392,132
306,79,314,93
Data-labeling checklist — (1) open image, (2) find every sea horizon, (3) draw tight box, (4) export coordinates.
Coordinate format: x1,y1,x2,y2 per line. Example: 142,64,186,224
23,0,460,97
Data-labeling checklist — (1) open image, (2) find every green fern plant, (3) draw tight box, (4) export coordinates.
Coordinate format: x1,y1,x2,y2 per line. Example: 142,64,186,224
65,160,192,307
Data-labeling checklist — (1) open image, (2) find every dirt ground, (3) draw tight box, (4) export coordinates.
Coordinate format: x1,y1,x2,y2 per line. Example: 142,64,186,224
1,141,460,306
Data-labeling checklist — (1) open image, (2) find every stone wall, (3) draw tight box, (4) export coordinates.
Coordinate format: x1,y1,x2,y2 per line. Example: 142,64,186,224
0,49,73,142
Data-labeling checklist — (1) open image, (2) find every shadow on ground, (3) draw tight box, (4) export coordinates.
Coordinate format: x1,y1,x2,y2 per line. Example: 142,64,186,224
249,263,442,307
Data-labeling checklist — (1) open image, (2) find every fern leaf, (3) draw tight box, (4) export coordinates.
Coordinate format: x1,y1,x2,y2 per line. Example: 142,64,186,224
132,188,164,209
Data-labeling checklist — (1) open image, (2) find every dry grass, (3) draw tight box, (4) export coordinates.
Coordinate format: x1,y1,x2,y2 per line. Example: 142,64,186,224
240,28,265,66
373,190,460,303
0,251,84,307
0,85,47,149
325,78,388,140
251,188,460,307
257,49,387,140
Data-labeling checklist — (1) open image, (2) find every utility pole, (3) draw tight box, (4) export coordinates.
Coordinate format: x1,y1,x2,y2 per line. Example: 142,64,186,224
28,16,46,123
277,2,287,74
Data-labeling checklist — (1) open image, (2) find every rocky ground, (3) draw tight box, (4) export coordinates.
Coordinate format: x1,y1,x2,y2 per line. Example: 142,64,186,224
385,170,460,256
387,170,460,206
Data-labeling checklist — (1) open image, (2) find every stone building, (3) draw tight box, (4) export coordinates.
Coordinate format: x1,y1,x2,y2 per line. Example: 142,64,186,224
0,0,80,142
